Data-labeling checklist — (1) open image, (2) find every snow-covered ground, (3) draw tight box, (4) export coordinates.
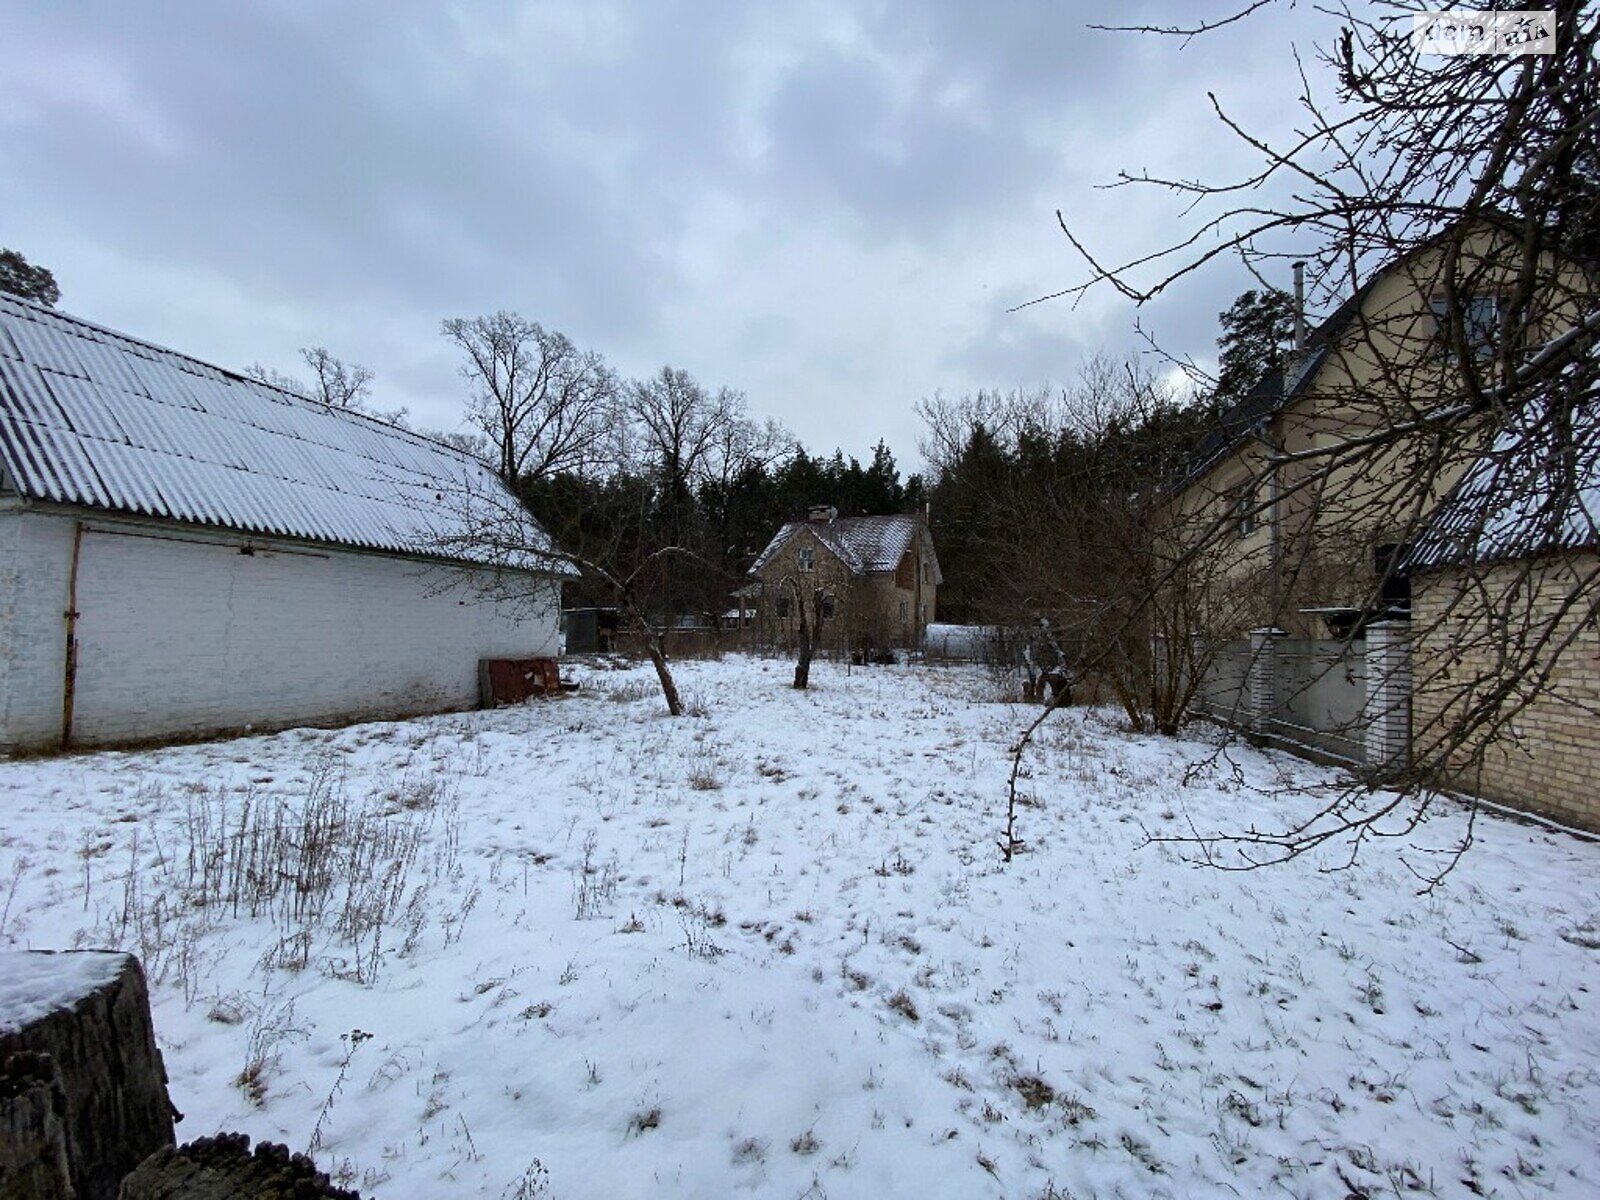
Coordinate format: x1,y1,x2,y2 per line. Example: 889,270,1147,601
2,657,1597,1199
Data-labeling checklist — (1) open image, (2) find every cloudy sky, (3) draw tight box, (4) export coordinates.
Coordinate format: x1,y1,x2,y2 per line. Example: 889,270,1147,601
1,1,1345,469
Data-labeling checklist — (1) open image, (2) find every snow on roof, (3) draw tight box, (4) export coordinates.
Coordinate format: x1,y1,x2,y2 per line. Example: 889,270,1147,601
750,512,942,582
1409,387,1600,571
0,295,565,570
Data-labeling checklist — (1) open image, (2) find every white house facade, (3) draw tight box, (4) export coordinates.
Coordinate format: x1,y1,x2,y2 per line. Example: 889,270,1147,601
0,295,566,750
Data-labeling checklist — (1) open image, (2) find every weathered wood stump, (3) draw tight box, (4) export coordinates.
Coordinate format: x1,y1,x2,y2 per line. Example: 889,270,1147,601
120,1135,360,1200
0,1049,74,1199
0,951,176,1200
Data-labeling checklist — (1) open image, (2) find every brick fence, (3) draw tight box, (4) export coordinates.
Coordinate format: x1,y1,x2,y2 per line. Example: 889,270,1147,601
1194,622,1411,774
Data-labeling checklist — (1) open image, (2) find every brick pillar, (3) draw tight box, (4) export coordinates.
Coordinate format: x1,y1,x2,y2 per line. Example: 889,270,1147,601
1365,619,1412,773
1247,627,1283,736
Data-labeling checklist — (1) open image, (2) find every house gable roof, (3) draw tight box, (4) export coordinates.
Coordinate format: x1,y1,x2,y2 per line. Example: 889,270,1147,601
1182,345,1330,485
1180,218,1524,488
750,513,942,584
0,294,565,570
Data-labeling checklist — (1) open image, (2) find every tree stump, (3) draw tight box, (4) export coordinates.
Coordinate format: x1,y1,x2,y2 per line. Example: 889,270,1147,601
0,1049,74,1199
0,951,176,1200
120,1134,361,1200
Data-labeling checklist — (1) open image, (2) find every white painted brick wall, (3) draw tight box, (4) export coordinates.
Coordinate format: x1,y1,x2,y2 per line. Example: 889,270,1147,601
0,506,75,748
1,509,559,750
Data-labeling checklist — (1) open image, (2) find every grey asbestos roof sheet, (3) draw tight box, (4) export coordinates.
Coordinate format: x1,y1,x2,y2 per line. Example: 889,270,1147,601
0,295,566,571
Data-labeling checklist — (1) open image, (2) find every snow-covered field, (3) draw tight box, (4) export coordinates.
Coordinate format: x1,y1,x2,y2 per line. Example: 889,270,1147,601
2,656,1597,1199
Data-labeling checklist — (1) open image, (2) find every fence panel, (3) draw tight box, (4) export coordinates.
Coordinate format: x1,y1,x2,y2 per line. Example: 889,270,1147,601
1195,635,1372,767
1194,641,1253,726
1267,638,1366,763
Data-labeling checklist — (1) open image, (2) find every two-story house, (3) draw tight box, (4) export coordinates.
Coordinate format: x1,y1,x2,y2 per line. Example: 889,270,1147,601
746,506,941,656
1173,220,1588,639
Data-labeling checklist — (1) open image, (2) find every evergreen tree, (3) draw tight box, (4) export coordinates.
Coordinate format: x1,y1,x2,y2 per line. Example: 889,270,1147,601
0,248,60,306
1212,288,1294,410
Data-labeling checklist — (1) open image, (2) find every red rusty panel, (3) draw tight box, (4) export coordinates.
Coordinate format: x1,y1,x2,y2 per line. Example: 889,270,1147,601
481,657,563,706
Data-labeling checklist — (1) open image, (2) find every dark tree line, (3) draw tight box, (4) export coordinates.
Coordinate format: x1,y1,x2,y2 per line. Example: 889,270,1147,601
921,287,1286,626
520,435,924,618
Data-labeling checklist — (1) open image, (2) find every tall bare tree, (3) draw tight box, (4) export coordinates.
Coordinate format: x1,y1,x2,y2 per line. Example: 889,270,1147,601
623,367,781,620
624,369,740,513
442,313,618,485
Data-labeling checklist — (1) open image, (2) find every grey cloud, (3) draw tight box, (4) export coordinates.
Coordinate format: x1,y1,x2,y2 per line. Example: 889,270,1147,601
1,0,1352,467
758,52,1056,242
3,4,684,332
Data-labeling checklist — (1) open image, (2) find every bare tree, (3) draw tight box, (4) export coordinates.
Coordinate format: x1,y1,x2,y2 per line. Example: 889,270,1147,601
623,367,778,622
923,359,1242,726
1010,0,1599,876
441,359,772,710
242,361,307,396
775,576,829,690
301,346,375,409
442,313,618,485
624,369,741,508
243,347,398,420
429,467,702,717
699,411,797,578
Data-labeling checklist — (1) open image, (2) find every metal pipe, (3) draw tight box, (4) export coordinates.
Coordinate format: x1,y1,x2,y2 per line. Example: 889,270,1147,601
1292,260,1307,352
60,520,83,748
1271,261,1305,630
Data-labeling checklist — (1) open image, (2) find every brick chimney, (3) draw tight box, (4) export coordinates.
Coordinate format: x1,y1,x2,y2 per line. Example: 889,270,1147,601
807,504,838,523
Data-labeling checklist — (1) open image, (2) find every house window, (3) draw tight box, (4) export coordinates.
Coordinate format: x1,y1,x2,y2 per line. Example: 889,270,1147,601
919,603,927,624
1431,293,1498,359
899,599,908,623
776,596,791,618
821,595,837,620
798,548,815,572
1233,483,1258,539
922,562,930,584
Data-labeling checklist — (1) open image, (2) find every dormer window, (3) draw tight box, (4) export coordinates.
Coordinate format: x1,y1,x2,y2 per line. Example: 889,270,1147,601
1431,293,1499,359
798,548,814,572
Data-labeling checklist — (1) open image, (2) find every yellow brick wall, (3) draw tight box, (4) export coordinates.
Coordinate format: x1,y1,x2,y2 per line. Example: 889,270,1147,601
1411,551,1600,831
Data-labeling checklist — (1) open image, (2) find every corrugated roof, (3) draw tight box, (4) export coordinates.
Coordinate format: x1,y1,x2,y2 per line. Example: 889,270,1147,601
0,295,567,571
1408,382,1600,570
750,513,942,583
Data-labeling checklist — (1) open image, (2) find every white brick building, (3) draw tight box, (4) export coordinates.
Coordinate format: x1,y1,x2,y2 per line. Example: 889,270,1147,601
0,295,567,750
